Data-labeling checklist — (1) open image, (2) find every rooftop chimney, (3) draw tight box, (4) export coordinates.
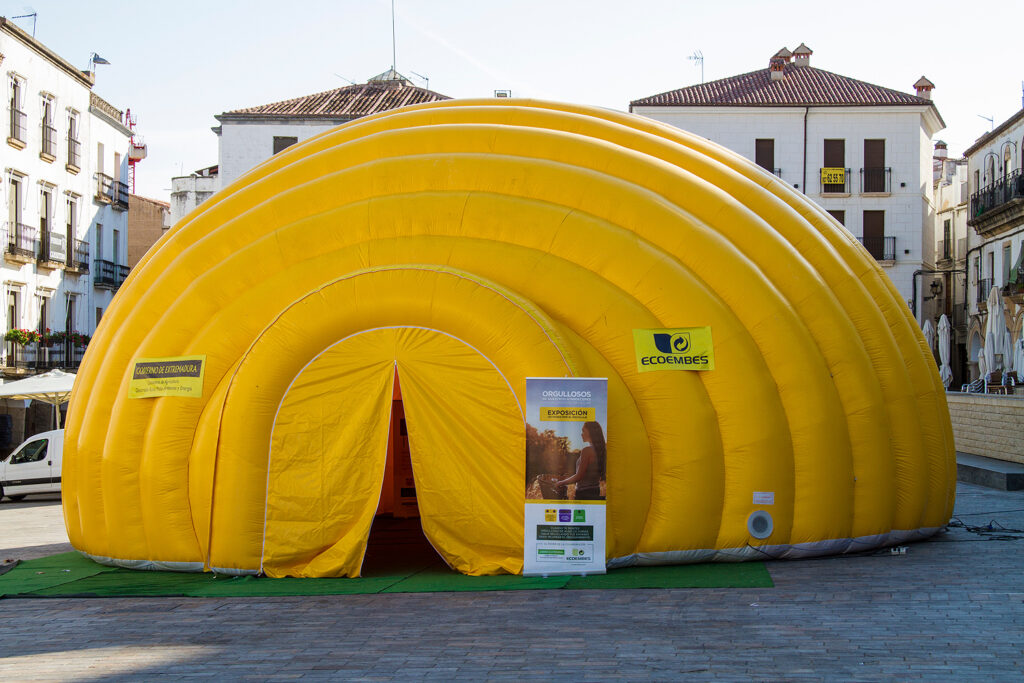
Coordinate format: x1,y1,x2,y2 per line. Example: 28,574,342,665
770,48,791,82
914,76,935,100
793,43,812,67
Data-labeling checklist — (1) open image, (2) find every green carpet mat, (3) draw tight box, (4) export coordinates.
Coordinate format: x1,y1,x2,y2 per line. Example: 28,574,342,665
0,551,772,598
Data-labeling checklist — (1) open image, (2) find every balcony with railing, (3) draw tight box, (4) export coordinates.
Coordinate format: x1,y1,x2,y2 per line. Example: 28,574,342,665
5,343,86,372
40,123,57,160
8,107,26,146
977,278,993,306
94,259,129,290
860,167,891,194
96,173,129,210
66,136,81,172
969,170,1024,235
66,238,90,273
858,235,895,261
3,222,37,262
819,168,851,194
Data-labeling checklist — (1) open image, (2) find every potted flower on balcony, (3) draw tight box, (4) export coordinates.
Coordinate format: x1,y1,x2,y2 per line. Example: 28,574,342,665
38,328,55,347
4,328,42,346
70,331,90,348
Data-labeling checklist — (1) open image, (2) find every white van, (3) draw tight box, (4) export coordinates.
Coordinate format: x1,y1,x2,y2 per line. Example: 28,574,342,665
0,429,63,502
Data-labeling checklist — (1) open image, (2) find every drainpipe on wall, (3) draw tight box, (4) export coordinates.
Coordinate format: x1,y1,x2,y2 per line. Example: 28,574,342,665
802,107,809,194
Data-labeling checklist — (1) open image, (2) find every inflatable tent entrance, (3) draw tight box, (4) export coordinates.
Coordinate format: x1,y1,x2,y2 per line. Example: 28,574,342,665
62,99,956,578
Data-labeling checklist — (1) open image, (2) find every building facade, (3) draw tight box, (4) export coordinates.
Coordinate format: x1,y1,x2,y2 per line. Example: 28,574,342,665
964,106,1024,380
928,141,969,385
1,17,130,376
170,70,450,226
630,45,944,319
126,194,169,267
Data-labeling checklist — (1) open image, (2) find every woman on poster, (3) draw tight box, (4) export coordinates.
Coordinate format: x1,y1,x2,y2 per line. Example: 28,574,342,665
555,420,606,500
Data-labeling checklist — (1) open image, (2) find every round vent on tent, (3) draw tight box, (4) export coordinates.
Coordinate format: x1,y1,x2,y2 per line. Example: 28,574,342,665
747,511,773,540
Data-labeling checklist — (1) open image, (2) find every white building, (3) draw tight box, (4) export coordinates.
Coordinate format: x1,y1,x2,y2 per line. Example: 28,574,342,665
929,141,969,384
963,106,1024,380
630,44,944,318
1,16,130,375
171,70,450,226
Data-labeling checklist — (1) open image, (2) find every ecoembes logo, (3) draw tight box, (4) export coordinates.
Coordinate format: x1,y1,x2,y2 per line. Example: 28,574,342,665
633,327,715,373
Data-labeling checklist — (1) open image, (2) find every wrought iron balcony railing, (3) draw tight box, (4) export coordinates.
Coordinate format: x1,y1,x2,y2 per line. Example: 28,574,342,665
113,180,129,209
67,238,90,272
66,136,81,169
5,343,86,371
860,167,891,193
40,123,57,158
858,235,896,261
8,107,26,143
977,278,993,304
3,222,37,259
94,258,129,290
971,170,1024,221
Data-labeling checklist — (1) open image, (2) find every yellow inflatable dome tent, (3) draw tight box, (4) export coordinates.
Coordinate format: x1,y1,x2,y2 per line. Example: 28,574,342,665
62,100,955,577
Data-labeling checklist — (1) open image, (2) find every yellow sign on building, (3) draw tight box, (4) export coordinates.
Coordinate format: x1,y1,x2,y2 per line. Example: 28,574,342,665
820,167,846,185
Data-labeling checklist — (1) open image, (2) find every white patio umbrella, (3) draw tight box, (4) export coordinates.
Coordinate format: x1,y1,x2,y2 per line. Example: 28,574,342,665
0,369,76,428
1005,331,1015,372
937,314,953,388
1016,338,1024,380
922,319,936,356
984,286,1007,373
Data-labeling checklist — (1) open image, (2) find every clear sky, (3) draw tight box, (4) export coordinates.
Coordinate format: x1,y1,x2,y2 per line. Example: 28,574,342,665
6,0,1021,202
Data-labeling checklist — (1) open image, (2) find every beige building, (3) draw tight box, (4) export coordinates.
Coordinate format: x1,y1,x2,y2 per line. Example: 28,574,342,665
126,194,168,267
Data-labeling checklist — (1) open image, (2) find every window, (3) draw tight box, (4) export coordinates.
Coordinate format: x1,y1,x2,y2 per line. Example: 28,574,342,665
1003,243,1012,284
862,139,887,192
66,110,80,169
66,195,77,264
973,255,980,284
8,75,26,143
755,139,774,173
39,186,51,257
985,156,995,186
827,210,845,225
40,94,56,159
65,294,77,335
96,142,105,175
37,295,48,335
942,219,951,260
974,169,980,192
822,139,846,193
112,228,120,265
862,210,886,260
95,307,103,327
95,223,103,261
7,289,19,332
9,438,47,465
987,251,994,279
8,174,22,227
273,136,298,154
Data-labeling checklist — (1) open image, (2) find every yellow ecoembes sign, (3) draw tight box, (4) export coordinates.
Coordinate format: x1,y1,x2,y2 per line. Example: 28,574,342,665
820,167,846,185
539,406,596,422
633,327,715,372
128,355,206,399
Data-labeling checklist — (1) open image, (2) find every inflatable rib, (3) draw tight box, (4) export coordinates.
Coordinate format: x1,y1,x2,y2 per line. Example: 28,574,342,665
62,100,955,577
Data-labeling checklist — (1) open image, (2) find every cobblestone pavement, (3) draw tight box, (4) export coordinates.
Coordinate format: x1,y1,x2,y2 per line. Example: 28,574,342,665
1,482,1022,681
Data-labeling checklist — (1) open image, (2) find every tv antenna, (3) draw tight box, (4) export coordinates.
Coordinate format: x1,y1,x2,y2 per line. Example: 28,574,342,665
12,11,37,37
334,73,356,85
390,0,397,71
687,49,704,84
977,113,994,131
410,70,429,89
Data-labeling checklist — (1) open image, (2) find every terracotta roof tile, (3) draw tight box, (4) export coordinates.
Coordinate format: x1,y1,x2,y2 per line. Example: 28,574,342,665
631,64,932,108
222,81,451,119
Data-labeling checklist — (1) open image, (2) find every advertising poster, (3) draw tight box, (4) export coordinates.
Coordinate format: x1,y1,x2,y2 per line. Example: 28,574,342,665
523,377,607,576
